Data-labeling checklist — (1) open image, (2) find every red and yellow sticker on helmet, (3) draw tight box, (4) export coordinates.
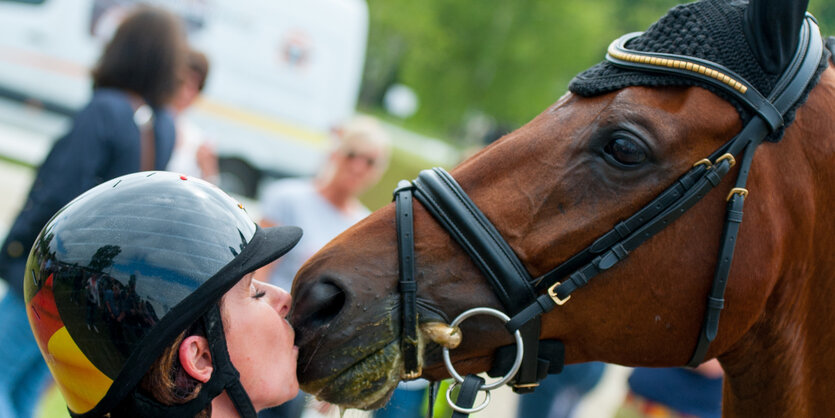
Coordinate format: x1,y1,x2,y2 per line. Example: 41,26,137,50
27,273,112,414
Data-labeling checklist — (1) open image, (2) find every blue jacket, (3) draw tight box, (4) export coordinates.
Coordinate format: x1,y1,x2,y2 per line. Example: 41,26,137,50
629,367,723,418
0,88,176,297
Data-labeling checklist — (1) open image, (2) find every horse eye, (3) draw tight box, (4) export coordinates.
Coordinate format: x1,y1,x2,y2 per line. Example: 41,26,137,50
604,136,647,166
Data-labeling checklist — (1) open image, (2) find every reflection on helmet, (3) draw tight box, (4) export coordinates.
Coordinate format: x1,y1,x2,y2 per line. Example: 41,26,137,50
24,171,261,415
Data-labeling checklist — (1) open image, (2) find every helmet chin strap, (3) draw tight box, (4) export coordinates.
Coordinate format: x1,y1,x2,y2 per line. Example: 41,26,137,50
203,304,258,418
106,305,257,418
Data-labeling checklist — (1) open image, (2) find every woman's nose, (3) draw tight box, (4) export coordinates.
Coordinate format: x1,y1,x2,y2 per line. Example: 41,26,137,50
264,281,292,317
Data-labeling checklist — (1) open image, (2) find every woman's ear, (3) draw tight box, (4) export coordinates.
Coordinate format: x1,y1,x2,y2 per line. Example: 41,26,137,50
179,335,213,383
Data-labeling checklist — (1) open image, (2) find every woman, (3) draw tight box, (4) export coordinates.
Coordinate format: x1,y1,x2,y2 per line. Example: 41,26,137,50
167,48,220,184
257,115,391,292
24,171,302,417
0,7,186,417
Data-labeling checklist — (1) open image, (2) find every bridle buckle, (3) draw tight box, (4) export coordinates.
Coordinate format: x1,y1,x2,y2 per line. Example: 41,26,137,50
548,282,571,306
692,158,713,169
403,368,422,380
726,187,749,201
716,153,736,168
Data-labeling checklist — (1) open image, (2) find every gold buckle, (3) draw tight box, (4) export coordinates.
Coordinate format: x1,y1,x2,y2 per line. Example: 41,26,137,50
548,282,571,306
692,158,712,169
403,368,422,380
726,187,748,201
715,153,736,168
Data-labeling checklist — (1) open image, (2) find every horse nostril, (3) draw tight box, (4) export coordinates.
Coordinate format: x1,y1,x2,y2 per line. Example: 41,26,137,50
294,280,346,329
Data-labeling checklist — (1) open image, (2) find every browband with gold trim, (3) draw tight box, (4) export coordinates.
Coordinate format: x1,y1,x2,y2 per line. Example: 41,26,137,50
602,22,805,133
607,43,749,94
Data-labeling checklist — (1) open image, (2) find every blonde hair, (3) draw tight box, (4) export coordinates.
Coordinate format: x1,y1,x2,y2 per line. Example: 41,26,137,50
333,115,392,170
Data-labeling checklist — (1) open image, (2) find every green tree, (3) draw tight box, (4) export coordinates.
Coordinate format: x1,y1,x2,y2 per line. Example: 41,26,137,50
362,0,834,144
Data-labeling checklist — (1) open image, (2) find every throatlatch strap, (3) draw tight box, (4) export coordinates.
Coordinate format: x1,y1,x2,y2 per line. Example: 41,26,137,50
395,180,420,377
451,375,485,418
687,15,823,366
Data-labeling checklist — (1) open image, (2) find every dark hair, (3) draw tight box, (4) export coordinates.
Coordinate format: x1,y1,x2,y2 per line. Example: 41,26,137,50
92,7,187,107
187,49,210,92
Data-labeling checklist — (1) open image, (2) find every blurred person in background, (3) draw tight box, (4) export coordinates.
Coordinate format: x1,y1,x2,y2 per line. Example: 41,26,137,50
0,6,186,417
167,48,220,184
256,115,397,418
618,360,724,418
255,115,391,293
515,362,606,418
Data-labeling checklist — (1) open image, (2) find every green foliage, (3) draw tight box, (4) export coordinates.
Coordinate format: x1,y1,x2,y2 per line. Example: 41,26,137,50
810,2,835,34
361,0,835,143
358,146,453,211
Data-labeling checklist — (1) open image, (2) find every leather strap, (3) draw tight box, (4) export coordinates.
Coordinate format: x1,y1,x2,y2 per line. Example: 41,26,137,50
450,375,485,418
686,15,823,365
531,164,708,292
507,157,734,331
394,181,420,377
488,339,564,380
413,168,538,310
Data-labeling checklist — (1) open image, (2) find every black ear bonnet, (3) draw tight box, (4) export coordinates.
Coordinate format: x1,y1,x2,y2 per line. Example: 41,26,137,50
569,0,831,142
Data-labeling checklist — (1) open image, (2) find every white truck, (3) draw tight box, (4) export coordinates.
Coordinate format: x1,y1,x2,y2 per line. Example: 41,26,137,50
0,0,369,197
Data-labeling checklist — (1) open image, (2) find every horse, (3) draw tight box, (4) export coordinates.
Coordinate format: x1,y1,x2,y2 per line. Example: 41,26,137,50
290,0,835,416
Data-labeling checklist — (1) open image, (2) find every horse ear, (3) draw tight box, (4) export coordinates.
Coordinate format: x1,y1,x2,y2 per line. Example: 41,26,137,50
743,0,810,74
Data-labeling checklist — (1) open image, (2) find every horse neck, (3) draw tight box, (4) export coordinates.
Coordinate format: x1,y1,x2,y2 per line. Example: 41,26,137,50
720,65,835,417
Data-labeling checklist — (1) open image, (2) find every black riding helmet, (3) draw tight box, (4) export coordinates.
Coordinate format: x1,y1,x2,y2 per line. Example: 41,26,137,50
24,171,302,417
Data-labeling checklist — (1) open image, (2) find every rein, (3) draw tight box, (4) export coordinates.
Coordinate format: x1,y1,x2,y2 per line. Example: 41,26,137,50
392,14,824,416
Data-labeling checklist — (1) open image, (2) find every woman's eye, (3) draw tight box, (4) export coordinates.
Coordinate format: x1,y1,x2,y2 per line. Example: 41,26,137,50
604,136,647,166
251,283,267,299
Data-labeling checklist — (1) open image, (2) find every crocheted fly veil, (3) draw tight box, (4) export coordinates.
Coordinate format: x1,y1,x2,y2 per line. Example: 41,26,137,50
569,0,830,142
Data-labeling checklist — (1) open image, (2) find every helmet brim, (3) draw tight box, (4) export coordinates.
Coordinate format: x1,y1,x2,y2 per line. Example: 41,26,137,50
242,225,304,277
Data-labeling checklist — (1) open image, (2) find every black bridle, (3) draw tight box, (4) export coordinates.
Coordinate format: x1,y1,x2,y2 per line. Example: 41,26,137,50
393,14,824,416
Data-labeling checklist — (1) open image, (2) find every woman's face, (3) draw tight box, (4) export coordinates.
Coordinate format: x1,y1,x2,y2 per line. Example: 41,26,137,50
222,274,298,410
331,147,386,196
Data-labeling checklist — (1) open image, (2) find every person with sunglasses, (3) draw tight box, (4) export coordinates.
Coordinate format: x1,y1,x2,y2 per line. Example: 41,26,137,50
255,115,390,418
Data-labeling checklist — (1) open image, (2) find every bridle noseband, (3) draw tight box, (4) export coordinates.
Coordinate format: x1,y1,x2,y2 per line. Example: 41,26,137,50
392,14,824,416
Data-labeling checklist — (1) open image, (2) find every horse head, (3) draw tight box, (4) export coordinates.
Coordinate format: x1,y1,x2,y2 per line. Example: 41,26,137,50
291,0,835,415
